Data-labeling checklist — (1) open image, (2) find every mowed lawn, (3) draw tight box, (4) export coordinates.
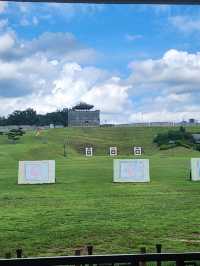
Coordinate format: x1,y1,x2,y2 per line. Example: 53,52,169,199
0,127,200,257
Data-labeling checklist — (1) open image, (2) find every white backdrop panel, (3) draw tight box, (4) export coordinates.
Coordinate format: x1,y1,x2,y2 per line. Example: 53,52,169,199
113,159,150,182
191,158,200,181
18,160,55,184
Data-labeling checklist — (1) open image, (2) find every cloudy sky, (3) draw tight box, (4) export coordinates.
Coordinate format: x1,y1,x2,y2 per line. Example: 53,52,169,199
0,2,200,123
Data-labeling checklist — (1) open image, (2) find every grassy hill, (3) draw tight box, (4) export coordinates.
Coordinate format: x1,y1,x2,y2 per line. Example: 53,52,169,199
0,126,200,257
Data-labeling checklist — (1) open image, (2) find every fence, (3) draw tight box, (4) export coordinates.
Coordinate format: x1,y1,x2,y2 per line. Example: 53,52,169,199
1,245,200,266
1,252,200,266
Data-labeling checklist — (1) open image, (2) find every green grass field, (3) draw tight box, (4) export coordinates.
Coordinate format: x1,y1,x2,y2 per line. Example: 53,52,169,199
0,126,200,257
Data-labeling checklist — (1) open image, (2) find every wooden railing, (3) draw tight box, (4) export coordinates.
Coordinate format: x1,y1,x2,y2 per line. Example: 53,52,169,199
0,252,200,266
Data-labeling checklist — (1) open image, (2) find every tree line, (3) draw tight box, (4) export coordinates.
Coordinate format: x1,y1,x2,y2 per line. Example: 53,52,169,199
0,108,68,127
153,126,200,151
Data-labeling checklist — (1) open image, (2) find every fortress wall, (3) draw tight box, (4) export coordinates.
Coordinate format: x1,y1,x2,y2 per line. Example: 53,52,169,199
68,110,100,127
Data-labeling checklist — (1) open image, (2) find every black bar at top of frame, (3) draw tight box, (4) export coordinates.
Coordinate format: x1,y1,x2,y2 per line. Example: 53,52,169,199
2,0,200,4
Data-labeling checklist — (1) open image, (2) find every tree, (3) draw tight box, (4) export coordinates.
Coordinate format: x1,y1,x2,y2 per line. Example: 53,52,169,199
44,108,68,127
1,107,68,127
7,108,38,125
180,126,186,133
7,128,25,144
57,108,68,127
0,116,7,126
154,127,195,150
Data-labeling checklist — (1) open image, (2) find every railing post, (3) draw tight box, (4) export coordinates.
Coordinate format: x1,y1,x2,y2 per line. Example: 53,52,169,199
140,247,146,266
156,244,162,266
16,249,22,258
75,249,81,266
87,246,93,266
87,245,93,255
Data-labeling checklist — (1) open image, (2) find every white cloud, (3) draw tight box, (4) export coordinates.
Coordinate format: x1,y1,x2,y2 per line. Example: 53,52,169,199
0,2,7,13
19,15,39,27
0,31,97,64
51,62,108,108
5,2,104,28
129,49,200,89
0,19,8,30
169,15,200,33
0,59,132,123
20,17,30,27
0,33,15,53
131,4,171,16
127,49,200,122
18,3,30,13
152,5,171,14
125,34,143,42
32,16,39,25
0,29,132,123
1,21,200,123
2,43,200,123
83,77,132,113
45,3,104,19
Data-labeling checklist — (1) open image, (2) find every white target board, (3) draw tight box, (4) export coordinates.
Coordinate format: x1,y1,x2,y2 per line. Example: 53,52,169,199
18,160,55,184
85,147,93,156
113,159,150,182
134,146,142,156
191,158,200,181
110,147,117,156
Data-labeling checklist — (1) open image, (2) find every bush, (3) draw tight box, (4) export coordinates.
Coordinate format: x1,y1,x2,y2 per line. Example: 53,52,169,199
7,128,26,144
154,127,195,150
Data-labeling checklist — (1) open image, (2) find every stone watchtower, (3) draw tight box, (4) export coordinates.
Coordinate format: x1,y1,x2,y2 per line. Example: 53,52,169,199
68,102,100,127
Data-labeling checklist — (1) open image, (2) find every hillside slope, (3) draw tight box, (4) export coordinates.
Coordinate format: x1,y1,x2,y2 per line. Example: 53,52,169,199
1,126,200,160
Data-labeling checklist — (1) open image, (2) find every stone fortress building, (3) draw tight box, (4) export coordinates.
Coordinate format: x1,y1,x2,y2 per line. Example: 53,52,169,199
67,102,100,127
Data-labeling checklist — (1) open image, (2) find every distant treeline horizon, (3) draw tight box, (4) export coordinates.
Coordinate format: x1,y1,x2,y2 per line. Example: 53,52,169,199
0,108,199,128
0,108,68,127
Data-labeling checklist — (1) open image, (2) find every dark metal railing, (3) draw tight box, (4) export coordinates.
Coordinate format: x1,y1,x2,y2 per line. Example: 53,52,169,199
0,252,200,266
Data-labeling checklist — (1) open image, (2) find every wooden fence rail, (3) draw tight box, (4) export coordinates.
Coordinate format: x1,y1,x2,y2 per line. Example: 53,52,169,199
0,252,200,266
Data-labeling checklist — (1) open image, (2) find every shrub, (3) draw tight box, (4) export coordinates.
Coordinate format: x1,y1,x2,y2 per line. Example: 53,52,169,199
154,127,195,151
7,128,26,144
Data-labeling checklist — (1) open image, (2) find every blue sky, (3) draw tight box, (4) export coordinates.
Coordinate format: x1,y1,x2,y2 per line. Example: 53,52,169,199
0,2,200,123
